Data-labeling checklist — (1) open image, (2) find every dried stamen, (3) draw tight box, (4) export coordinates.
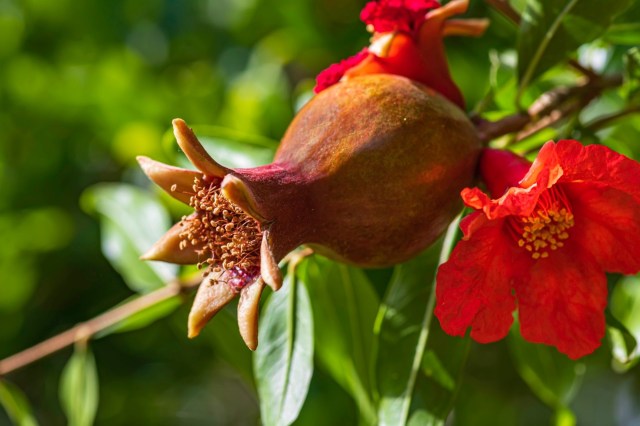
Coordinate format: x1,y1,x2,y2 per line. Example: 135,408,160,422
180,175,263,290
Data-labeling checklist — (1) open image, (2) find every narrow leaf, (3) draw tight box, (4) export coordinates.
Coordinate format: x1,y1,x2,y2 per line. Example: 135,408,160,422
0,380,38,426
254,269,314,426
81,183,177,293
375,218,469,426
301,256,379,423
517,0,632,92
59,345,100,426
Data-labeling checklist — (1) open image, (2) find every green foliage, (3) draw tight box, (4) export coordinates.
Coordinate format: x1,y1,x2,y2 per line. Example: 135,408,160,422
59,345,99,426
302,256,379,423
375,220,469,426
0,381,38,426
254,266,314,426
81,183,177,293
508,328,585,422
517,0,632,92
609,275,640,370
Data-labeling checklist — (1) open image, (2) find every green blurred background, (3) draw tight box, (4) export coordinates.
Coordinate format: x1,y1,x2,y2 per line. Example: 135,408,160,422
1,0,639,424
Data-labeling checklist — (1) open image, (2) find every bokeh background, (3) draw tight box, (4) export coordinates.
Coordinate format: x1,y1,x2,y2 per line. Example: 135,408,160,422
1,0,640,424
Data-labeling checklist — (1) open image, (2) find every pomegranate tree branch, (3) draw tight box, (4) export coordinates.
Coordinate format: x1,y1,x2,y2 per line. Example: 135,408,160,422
475,73,623,144
0,278,201,376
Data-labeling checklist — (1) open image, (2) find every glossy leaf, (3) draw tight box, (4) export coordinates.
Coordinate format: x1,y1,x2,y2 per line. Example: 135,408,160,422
81,183,177,293
0,380,38,426
517,0,632,91
508,328,585,419
301,256,379,424
254,269,314,426
375,219,470,426
59,345,99,426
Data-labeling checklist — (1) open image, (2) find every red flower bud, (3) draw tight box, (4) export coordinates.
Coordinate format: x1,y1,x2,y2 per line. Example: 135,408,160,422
315,0,489,109
139,74,481,349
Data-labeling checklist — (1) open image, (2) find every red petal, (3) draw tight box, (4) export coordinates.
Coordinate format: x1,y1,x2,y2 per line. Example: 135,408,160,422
515,245,607,359
467,147,563,221
564,182,640,275
479,148,532,197
552,140,640,202
360,0,440,34
435,218,526,343
314,49,369,93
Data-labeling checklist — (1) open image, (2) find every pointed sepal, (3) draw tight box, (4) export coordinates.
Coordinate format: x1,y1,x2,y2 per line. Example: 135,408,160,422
237,279,266,350
137,156,200,204
140,215,205,264
172,119,230,178
188,273,238,338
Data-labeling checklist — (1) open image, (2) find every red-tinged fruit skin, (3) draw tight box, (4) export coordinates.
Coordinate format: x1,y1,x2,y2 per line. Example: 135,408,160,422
231,74,481,267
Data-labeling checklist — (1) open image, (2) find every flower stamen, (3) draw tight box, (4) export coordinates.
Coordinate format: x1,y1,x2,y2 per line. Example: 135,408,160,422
512,188,575,259
179,175,263,290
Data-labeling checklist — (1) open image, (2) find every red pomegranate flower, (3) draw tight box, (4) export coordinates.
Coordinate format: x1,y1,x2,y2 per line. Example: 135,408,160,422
435,140,640,359
314,0,488,108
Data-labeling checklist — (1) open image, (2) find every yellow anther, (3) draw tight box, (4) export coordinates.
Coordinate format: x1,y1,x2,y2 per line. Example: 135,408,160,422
515,192,574,260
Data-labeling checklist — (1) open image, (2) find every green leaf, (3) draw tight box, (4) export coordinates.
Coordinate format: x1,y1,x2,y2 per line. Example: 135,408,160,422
508,328,585,418
301,256,379,424
81,183,177,293
517,0,632,92
609,275,640,370
374,217,469,426
254,269,314,426
205,308,256,384
603,23,640,45
168,125,278,169
60,345,99,426
0,380,38,426
623,47,640,103
95,295,182,338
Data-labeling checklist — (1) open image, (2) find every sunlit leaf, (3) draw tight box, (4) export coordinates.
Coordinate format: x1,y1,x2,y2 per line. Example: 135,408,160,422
375,218,469,426
508,328,585,419
59,345,99,426
517,0,632,91
254,270,314,426
301,256,379,424
0,380,38,426
81,183,177,293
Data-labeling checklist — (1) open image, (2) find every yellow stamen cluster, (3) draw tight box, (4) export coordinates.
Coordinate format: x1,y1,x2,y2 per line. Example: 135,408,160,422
179,176,262,276
517,205,574,260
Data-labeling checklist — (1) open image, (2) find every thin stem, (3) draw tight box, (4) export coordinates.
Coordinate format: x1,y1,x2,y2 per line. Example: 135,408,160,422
484,0,521,25
476,73,623,144
0,278,201,376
